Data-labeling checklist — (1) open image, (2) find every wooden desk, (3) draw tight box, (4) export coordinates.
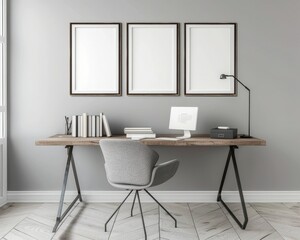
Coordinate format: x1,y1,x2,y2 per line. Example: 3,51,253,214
36,134,265,147
36,134,266,232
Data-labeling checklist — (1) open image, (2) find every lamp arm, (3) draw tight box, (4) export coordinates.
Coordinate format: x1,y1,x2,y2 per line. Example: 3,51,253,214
228,75,250,93
227,75,250,92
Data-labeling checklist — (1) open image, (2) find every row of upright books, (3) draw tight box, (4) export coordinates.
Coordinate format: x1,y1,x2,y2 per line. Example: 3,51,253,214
124,127,156,140
72,113,111,137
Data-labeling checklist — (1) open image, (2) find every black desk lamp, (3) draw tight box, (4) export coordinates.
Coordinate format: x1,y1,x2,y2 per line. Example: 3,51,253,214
220,74,252,138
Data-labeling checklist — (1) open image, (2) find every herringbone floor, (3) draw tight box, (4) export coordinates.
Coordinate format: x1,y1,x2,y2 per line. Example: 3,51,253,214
1,202,300,240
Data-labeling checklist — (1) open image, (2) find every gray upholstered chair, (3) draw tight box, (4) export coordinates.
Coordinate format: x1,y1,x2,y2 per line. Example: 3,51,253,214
99,139,179,239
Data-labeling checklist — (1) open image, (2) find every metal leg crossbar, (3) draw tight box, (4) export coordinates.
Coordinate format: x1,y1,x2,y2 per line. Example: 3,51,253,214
217,145,248,229
52,146,83,233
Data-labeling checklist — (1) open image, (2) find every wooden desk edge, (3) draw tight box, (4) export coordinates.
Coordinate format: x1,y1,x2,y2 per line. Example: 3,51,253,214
35,134,266,147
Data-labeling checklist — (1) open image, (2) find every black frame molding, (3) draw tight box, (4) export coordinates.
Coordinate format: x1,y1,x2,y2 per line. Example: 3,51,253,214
70,22,122,96
184,22,237,96
126,22,180,96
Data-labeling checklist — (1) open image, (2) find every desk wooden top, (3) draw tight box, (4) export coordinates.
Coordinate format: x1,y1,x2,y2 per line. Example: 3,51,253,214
35,134,266,147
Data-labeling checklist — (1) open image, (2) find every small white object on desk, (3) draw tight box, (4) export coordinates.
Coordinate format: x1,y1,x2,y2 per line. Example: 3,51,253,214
169,107,198,139
217,126,230,129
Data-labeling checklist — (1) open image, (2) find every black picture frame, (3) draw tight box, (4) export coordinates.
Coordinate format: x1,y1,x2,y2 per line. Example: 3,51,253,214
184,23,237,96
70,22,122,96
127,23,180,96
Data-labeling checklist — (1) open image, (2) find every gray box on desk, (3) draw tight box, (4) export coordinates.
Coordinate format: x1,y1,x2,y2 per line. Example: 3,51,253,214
210,128,238,139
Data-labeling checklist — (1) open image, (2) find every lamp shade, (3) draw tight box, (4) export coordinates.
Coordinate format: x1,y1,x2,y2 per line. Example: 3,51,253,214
220,74,228,79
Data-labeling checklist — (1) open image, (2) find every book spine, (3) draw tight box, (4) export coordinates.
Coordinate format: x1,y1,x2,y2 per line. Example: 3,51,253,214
99,113,103,137
91,116,96,137
96,116,100,137
82,113,87,138
76,116,78,137
77,116,82,137
88,115,92,137
103,114,112,137
72,116,77,137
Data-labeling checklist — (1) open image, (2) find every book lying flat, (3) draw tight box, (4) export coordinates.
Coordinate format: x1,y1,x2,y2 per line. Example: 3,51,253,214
124,130,153,134
126,134,156,138
124,127,152,131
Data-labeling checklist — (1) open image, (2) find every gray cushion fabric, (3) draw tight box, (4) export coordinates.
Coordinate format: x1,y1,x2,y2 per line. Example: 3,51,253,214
100,139,159,186
150,159,179,188
106,159,179,190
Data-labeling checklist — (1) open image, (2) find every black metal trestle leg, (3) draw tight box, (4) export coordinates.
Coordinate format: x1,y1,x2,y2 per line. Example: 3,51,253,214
217,146,248,230
71,154,82,202
52,146,82,233
144,189,177,228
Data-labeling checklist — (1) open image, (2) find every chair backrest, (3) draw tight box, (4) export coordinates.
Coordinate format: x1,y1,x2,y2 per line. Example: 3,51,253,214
99,139,159,186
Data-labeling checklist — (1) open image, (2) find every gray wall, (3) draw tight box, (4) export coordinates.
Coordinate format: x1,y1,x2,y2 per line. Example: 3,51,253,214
8,0,300,191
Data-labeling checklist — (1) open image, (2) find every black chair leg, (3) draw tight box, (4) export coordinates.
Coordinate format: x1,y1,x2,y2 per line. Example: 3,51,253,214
136,190,147,240
107,189,176,239
144,189,177,228
131,191,137,217
104,190,133,232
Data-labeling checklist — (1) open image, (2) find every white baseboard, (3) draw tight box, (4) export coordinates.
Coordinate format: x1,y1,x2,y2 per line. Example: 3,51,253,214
0,196,7,207
6,191,300,203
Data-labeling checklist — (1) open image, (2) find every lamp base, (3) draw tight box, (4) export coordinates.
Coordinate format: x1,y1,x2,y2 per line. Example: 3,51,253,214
240,135,253,138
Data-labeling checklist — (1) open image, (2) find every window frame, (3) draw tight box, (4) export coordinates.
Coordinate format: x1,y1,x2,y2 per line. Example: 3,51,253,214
0,0,7,207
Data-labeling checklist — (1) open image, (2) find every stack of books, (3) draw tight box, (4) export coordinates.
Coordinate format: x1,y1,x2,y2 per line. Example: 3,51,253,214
124,127,156,140
71,113,111,138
